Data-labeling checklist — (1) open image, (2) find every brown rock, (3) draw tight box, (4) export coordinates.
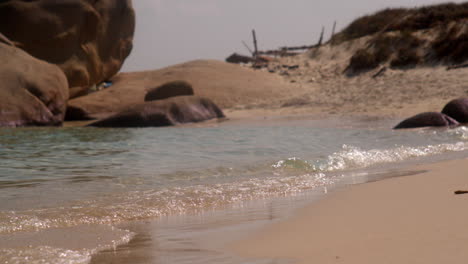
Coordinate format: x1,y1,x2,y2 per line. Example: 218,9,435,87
66,60,290,120
0,42,69,127
0,0,135,94
441,97,468,123
144,81,194,102
88,96,225,128
393,112,459,129
226,53,254,64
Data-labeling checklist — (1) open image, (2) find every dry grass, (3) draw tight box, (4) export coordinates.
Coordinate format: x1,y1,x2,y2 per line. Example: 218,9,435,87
347,32,423,73
338,2,468,74
430,23,468,64
332,8,408,43
332,3,468,44
390,48,421,68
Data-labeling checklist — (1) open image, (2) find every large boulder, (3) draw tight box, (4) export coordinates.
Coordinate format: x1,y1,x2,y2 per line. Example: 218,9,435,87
393,112,459,129
66,60,291,120
441,97,468,123
0,42,69,127
144,80,194,102
0,0,135,94
88,96,225,128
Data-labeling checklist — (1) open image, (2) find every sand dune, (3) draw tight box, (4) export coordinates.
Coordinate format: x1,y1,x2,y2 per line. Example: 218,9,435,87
230,39,468,119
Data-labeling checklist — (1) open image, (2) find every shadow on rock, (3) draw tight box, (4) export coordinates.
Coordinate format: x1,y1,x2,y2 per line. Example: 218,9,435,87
144,81,194,102
441,97,468,124
88,96,225,128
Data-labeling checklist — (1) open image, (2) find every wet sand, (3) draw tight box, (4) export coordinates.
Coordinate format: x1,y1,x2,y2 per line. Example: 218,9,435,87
228,158,468,264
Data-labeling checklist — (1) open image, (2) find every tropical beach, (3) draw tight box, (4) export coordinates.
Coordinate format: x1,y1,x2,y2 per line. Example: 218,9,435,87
0,1,468,264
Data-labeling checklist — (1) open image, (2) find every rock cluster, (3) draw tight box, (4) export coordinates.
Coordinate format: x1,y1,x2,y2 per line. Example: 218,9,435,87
0,0,138,127
394,97,468,129
88,96,225,128
0,0,135,92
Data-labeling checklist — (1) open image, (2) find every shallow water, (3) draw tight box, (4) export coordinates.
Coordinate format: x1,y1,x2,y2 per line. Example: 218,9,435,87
1,117,467,263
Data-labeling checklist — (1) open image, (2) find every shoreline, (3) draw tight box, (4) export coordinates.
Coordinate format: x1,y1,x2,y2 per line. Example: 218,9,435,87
87,149,468,264
228,158,468,264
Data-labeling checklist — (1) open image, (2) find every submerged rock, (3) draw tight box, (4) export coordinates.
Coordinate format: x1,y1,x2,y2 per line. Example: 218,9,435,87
0,42,69,127
441,97,468,123
88,96,225,128
393,112,459,129
0,0,135,95
144,81,194,102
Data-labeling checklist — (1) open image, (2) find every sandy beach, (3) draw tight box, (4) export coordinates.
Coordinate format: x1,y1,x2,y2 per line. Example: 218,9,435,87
228,158,468,264
3,3,468,263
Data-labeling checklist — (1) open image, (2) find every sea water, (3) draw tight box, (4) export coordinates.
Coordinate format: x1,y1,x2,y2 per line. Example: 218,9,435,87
0,117,467,263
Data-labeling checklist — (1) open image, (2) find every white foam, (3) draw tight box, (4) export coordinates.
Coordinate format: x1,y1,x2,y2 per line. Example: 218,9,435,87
0,247,90,264
318,142,468,172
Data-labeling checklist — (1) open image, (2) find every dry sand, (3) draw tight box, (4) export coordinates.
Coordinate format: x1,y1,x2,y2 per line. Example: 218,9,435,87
225,38,468,121
69,37,468,122
228,158,468,264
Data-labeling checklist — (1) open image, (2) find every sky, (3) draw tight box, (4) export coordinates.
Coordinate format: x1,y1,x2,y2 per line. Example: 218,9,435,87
122,0,466,72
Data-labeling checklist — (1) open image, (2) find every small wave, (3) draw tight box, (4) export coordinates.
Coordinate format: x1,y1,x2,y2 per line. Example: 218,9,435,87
0,227,133,264
272,157,313,170
2,129,467,238
0,172,336,235
273,141,468,173
450,126,468,140
320,142,467,171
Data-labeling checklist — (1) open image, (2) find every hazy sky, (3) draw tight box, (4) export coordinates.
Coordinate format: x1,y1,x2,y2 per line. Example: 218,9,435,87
122,0,465,72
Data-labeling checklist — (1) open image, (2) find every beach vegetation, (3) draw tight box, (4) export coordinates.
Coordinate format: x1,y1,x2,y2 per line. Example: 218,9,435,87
332,3,468,44
347,32,423,73
430,23,468,65
337,2,468,74
390,48,421,68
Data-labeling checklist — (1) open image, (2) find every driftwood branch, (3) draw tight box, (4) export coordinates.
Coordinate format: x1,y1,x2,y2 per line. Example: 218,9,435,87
331,21,337,39
447,63,468,71
317,26,325,46
241,26,327,59
372,67,387,78
252,29,258,58
242,41,254,56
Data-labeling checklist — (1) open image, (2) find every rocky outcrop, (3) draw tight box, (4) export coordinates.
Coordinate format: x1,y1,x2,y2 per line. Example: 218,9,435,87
0,0,135,94
144,81,194,102
441,97,468,123
0,42,69,127
88,96,225,128
66,60,290,120
393,112,459,129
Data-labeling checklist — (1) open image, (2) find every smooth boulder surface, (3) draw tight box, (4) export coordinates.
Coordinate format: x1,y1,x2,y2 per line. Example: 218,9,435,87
441,97,468,123
394,112,459,129
0,0,135,93
0,42,69,127
144,80,194,102
88,96,225,128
